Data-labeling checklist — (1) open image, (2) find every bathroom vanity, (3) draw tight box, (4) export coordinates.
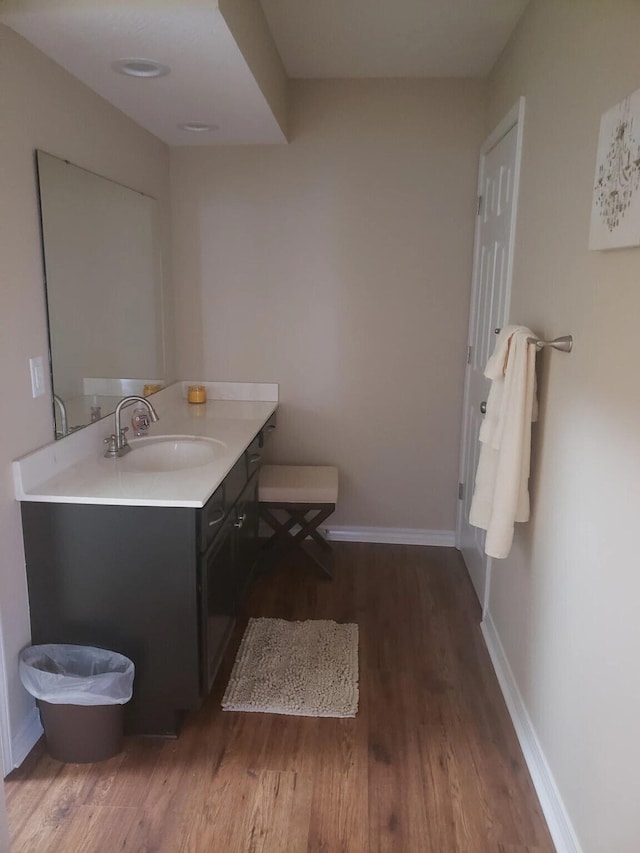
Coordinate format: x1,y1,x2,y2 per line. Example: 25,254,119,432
14,383,277,736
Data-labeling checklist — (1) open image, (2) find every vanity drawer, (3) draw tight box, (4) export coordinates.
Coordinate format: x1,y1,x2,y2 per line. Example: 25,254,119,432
200,414,276,550
199,484,225,552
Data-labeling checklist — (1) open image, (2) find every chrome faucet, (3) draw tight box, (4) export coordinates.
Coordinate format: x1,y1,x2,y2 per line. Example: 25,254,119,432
53,394,68,438
104,395,159,458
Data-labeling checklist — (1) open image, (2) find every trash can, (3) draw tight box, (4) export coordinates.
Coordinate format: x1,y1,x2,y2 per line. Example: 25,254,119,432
19,644,135,763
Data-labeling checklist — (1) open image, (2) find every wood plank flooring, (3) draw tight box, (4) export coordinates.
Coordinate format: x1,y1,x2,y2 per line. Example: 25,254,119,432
5,544,554,852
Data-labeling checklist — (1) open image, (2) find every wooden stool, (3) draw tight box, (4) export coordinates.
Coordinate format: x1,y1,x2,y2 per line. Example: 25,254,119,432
259,465,338,578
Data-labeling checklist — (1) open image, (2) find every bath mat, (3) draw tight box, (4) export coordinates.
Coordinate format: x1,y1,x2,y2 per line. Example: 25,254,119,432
222,617,359,718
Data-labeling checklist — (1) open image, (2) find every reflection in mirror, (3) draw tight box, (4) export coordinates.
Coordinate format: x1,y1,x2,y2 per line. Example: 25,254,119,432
36,151,166,439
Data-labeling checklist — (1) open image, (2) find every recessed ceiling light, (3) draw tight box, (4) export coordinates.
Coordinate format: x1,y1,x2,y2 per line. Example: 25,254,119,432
178,122,219,133
112,59,170,78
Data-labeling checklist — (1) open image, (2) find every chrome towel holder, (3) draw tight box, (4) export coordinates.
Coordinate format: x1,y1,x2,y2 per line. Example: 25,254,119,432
527,334,573,353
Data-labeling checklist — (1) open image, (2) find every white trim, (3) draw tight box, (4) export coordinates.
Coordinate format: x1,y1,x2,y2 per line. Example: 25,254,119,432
498,95,525,352
324,526,456,547
482,558,493,618
483,97,525,155
9,706,42,772
0,620,12,777
481,612,583,853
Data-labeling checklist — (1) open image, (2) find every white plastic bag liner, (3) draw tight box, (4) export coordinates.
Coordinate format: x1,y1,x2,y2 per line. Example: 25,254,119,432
19,644,134,706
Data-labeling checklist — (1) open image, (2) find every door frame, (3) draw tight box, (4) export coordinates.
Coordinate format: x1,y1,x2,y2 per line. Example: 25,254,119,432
456,97,526,618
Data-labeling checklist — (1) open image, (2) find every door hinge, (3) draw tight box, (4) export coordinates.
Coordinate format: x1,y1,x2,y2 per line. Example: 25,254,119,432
458,482,464,500
467,345,472,364
477,195,483,215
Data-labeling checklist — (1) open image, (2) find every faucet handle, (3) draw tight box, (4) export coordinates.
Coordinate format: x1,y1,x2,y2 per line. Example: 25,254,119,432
119,426,129,445
103,434,118,457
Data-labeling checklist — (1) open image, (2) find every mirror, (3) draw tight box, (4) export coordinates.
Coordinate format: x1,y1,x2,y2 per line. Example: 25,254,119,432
35,151,166,439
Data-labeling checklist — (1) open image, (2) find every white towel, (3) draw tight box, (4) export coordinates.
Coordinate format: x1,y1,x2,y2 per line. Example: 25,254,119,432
469,325,538,559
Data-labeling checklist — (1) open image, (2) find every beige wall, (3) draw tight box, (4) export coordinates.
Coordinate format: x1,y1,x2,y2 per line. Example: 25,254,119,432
487,2,640,850
0,25,171,765
171,78,486,530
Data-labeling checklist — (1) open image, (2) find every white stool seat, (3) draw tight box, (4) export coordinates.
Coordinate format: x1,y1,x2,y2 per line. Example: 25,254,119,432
259,465,339,504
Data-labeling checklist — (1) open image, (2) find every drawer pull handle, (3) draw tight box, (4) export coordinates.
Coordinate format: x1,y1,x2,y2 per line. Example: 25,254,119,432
249,453,261,464
234,513,247,530
259,424,275,447
208,509,225,527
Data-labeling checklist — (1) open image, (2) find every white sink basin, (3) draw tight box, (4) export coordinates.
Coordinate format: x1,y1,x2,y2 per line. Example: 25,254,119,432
120,436,226,472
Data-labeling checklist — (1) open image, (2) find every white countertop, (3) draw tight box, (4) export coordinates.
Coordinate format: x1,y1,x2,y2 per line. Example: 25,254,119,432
13,382,277,508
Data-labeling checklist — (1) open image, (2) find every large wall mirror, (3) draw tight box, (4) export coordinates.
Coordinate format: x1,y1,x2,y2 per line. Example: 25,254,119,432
36,150,167,439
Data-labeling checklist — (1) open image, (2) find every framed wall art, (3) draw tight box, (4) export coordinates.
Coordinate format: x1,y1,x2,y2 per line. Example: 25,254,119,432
589,87,640,250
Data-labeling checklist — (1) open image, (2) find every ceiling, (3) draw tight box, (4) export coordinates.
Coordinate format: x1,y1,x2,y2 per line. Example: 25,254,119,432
0,0,286,146
1,0,529,145
260,0,529,78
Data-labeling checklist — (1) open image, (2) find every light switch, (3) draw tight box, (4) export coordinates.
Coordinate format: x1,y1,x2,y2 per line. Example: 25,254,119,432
29,356,45,398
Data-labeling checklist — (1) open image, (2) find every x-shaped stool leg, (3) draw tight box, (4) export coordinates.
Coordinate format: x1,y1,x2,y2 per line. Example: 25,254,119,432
259,502,336,577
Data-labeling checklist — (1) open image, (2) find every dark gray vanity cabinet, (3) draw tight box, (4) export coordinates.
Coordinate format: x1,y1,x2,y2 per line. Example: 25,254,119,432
20,420,273,737
22,500,201,736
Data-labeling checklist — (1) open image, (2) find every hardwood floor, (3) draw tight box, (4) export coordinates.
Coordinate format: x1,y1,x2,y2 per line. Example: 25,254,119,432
5,544,554,852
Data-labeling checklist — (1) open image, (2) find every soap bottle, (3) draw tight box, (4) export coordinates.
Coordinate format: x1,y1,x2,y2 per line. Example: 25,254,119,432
131,405,151,436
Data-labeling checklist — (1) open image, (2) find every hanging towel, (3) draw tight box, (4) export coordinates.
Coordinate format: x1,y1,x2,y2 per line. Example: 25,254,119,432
469,325,538,559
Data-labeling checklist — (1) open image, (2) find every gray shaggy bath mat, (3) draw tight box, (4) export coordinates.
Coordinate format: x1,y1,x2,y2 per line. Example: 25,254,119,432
222,617,359,718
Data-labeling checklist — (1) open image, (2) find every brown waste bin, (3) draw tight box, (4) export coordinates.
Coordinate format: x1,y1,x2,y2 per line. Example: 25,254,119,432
38,700,124,763
20,644,134,764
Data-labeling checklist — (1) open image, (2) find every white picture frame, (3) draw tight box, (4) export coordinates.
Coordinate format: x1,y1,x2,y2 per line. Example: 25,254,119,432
589,88,640,250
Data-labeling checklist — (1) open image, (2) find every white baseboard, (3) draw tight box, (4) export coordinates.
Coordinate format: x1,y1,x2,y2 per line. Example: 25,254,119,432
10,706,42,771
481,613,583,853
324,526,456,547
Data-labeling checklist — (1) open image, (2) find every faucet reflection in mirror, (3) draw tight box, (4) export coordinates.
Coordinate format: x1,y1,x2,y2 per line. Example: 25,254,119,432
52,394,67,439
36,150,169,441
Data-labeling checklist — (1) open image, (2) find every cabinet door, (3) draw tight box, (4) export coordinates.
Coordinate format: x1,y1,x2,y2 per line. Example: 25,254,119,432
199,514,236,695
234,472,260,605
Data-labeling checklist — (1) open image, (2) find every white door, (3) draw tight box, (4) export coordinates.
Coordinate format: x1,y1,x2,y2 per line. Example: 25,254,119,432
457,99,525,616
